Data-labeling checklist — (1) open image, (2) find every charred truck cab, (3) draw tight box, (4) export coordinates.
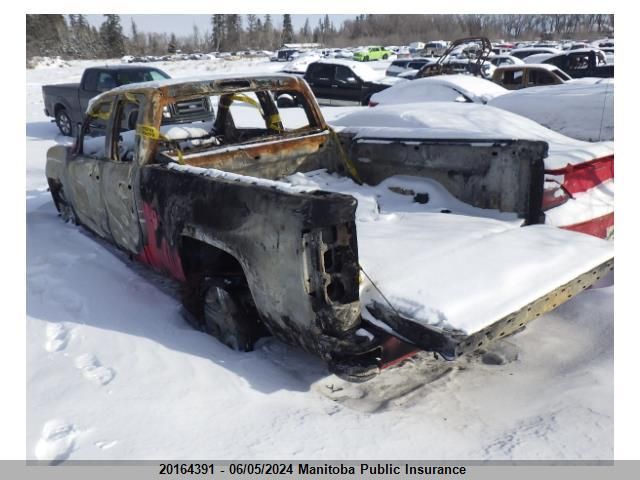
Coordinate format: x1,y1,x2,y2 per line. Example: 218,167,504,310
46,74,613,382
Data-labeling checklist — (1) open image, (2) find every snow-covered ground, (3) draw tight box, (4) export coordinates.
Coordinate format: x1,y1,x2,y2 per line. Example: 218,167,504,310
26,58,613,461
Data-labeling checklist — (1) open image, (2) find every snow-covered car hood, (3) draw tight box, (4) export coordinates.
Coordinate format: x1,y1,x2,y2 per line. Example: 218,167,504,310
329,102,613,170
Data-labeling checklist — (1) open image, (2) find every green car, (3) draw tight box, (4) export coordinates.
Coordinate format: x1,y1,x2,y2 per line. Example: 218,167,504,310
353,46,392,62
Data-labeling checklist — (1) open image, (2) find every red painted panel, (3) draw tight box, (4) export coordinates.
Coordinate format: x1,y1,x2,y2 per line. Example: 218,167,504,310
378,335,421,369
561,211,614,239
546,155,614,195
137,202,186,282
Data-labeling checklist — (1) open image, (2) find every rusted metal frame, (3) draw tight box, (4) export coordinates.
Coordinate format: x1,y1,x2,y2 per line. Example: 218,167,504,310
418,37,492,78
176,134,330,180
151,81,326,166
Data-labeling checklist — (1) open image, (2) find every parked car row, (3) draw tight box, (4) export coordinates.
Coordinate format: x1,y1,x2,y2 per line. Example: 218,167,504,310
123,50,274,64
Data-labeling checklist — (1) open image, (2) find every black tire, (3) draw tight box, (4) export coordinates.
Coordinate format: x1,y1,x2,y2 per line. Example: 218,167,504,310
203,279,261,352
55,108,73,137
364,56,369,62
276,94,296,109
54,186,77,224
382,54,388,60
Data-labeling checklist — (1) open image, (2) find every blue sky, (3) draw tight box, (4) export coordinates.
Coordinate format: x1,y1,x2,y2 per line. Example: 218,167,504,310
83,14,357,36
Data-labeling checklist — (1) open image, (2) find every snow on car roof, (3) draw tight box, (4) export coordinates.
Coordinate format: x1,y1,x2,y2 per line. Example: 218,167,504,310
371,74,507,105
329,102,613,170
511,46,562,53
523,53,555,64
566,47,605,54
544,48,605,63
495,63,560,72
311,58,384,82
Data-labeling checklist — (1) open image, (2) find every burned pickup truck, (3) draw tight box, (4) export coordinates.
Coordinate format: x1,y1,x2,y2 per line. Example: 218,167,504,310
45,74,613,381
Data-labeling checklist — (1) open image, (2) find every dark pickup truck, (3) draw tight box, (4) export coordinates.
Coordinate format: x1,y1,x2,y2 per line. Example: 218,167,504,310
45,74,613,381
302,59,396,106
543,49,614,78
42,65,214,136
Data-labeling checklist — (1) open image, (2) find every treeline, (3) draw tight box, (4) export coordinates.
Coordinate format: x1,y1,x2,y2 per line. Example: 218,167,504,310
26,14,615,61
27,15,127,59
338,14,614,46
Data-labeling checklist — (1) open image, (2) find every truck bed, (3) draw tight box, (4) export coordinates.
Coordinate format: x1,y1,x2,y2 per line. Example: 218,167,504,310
287,170,613,344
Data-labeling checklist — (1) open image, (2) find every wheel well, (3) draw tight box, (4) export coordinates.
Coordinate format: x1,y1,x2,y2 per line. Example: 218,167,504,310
179,236,255,320
54,104,66,115
47,177,63,211
181,236,246,282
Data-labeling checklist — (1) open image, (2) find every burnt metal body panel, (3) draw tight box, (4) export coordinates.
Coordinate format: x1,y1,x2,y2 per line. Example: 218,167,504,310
138,164,365,360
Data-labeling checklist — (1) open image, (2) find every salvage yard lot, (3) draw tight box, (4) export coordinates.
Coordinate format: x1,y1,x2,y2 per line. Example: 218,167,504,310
26,58,613,460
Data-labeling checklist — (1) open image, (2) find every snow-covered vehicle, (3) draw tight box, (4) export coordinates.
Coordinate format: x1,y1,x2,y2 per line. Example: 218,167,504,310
488,80,614,142
368,75,507,106
385,58,435,77
280,52,322,75
331,102,614,238
510,47,562,60
489,54,525,67
45,74,613,381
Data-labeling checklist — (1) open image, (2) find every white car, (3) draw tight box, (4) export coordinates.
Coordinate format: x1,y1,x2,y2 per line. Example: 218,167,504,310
523,53,555,64
369,75,507,106
280,52,322,74
330,102,614,238
489,54,525,67
488,80,614,142
385,58,435,77
510,47,562,60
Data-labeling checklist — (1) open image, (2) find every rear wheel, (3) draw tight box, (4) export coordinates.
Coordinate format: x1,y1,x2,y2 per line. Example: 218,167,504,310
203,278,262,352
364,56,370,62
55,108,73,137
382,54,388,60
